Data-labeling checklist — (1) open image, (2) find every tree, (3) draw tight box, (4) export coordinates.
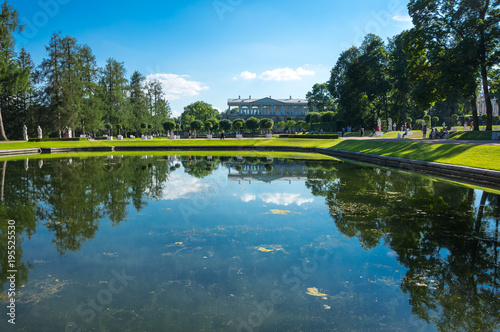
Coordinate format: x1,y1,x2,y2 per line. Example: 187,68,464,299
190,119,203,132
245,117,260,134
181,101,219,128
306,83,336,113
423,114,431,127
285,120,296,130
297,120,308,131
163,119,175,133
220,119,232,132
105,123,112,136
233,120,243,134
78,44,102,136
129,71,148,135
451,114,459,126
204,120,213,134
116,123,122,135
99,58,129,134
306,112,321,123
320,111,335,123
207,118,219,132
494,115,500,125
432,116,439,127
408,0,500,131
260,118,274,133
145,79,171,133
0,1,25,140
276,121,286,131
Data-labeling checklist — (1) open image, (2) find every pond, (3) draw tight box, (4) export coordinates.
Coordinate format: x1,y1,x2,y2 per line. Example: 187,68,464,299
0,153,499,331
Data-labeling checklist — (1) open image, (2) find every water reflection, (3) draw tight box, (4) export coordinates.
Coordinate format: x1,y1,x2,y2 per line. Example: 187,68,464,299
0,155,498,331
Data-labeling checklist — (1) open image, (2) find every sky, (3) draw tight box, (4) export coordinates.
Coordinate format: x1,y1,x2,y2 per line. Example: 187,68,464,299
12,0,413,117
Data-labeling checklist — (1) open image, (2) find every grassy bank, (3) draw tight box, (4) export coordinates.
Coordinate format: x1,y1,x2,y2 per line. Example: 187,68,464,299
0,138,498,171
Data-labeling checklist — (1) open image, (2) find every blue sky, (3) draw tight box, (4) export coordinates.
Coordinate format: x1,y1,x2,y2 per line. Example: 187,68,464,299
13,0,412,117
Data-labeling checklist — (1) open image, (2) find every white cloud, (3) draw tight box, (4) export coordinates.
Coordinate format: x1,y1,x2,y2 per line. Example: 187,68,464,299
259,193,313,206
392,15,412,22
241,71,257,80
161,174,208,200
259,67,315,81
241,194,257,202
146,73,209,101
237,67,316,82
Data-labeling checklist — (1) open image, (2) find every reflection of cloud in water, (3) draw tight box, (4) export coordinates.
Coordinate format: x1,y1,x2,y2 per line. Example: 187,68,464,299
387,251,397,258
259,193,313,206
161,174,209,200
241,194,256,202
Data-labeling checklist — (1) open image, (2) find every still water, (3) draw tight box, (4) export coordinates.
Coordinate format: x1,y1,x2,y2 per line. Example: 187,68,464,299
0,154,499,331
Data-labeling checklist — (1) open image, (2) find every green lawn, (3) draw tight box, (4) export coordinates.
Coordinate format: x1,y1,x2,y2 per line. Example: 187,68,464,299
0,138,499,171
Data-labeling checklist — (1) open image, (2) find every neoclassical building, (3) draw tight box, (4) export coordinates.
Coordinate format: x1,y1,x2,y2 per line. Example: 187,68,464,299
226,96,309,122
477,93,499,116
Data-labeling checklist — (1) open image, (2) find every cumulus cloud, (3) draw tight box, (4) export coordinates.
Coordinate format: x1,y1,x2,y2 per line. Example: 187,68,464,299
259,193,313,206
241,71,257,80
146,73,209,101
238,67,315,81
161,174,209,200
259,67,315,81
241,194,257,202
392,15,412,22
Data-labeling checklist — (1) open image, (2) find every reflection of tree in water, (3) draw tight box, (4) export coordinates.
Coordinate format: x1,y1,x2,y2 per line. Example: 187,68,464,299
181,156,221,179
307,162,500,330
0,156,177,293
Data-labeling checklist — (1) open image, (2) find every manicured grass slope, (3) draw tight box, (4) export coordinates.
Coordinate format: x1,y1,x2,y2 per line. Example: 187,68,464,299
0,138,498,171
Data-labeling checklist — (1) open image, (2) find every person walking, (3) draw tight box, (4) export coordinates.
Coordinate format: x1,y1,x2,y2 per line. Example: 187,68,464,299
220,130,225,140
422,125,427,139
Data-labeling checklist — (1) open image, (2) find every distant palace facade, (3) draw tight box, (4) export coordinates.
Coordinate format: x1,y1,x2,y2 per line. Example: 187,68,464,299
225,96,309,122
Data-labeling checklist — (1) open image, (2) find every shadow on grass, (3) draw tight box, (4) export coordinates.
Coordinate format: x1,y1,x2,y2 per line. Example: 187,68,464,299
332,140,478,163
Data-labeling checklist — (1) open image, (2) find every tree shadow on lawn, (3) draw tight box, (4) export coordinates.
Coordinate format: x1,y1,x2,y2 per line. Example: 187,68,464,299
332,140,479,162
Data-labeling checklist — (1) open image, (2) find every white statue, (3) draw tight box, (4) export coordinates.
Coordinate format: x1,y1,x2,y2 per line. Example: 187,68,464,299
37,126,42,139
377,118,382,132
68,127,72,138
387,118,392,132
22,125,28,141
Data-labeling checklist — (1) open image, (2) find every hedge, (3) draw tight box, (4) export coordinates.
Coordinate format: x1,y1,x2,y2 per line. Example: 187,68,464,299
286,134,339,139
29,137,88,142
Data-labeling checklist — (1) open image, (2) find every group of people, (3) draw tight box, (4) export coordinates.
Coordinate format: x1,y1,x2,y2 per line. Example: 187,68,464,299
423,125,449,139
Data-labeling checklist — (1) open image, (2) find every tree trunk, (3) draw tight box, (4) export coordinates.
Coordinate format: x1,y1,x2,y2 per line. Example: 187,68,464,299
1,161,6,202
82,119,86,136
471,92,479,131
0,108,8,141
480,0,493,131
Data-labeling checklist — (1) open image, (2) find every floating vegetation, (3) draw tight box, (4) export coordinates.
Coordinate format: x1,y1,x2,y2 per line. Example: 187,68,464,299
265,209,298,215
323,305,331,310
254,245,285,253
175,242,183,245
101,252,119,257
306,287,328,297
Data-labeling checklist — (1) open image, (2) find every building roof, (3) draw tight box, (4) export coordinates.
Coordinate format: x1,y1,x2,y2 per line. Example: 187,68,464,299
228,97,307,105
